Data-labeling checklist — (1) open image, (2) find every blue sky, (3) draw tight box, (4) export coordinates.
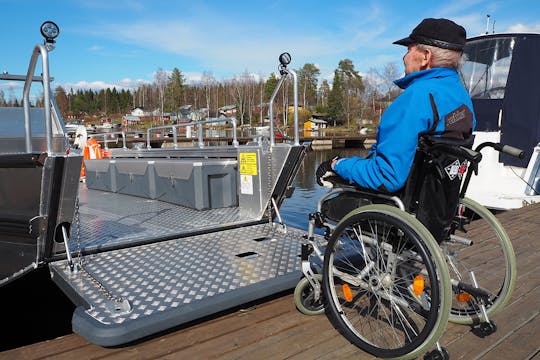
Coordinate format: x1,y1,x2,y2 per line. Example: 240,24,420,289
2,0,539,93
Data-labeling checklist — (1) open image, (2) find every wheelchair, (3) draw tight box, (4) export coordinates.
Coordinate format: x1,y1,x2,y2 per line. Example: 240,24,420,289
294,135,520,359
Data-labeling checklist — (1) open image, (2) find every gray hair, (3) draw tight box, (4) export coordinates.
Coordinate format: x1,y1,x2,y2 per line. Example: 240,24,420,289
416,44,464,70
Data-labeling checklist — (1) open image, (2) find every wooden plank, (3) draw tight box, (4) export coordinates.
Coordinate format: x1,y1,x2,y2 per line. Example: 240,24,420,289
0,335,88,360
482,310,540,359
97,297,295,359
155,311,312,359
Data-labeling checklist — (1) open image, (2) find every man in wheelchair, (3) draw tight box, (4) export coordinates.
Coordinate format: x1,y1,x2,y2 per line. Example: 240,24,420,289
299,19,515,360
316,18,476,243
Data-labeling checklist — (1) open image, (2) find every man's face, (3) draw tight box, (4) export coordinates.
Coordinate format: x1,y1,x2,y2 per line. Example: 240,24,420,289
403,44,428,75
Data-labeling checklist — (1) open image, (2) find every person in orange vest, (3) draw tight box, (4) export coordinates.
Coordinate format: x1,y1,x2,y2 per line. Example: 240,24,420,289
80,137,103,180
84,137,103,160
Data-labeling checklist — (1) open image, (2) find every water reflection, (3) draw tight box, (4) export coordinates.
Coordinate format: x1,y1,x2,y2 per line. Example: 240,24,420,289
280,148,369,231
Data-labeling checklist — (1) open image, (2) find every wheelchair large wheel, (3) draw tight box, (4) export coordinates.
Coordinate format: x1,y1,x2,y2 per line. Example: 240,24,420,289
322,204,451,359
444,197,516,324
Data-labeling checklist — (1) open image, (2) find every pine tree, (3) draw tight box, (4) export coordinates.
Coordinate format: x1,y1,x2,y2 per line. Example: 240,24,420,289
328,69,344,124
166,68,185,112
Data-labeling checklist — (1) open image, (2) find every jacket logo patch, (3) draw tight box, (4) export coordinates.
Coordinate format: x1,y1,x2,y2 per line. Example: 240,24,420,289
445,160,468,180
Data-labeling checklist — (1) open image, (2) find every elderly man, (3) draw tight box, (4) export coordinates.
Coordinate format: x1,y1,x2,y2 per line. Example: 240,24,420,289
317,18,476,193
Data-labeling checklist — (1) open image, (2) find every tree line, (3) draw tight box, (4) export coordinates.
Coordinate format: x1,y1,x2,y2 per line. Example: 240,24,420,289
1,60,402,128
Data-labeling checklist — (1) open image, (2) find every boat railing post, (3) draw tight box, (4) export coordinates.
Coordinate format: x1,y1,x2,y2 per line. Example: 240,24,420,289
41,45,53,154
23,44,52,153
198,123,204,148
288,69,299,146
146,128,152,149
172,125,178,149
231,117,239,147
269,75,286,147
268,53,299,147
121,131,127,149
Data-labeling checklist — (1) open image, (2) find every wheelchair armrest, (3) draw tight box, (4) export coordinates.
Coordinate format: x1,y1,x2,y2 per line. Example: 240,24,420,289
326,175,397,196
458,146,482,164
325,175,356,189
421,135,482,164
434,144,482,164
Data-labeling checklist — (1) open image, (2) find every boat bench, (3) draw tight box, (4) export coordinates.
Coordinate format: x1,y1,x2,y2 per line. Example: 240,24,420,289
85,158,238,210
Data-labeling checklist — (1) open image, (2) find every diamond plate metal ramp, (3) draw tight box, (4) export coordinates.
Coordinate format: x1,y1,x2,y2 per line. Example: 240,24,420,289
50,223,304,347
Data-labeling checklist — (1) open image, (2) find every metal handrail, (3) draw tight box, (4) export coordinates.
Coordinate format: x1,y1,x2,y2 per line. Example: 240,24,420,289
22,44,53,153
146,117,238,149
268,68,299,146
89,131,128,150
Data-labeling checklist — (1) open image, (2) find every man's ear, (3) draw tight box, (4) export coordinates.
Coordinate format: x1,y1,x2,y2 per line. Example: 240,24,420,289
421,49,433,68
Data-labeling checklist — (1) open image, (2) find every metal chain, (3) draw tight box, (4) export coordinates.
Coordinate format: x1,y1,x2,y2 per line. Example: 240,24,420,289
266,140,273,226
75,197,82,264
73,197,125,303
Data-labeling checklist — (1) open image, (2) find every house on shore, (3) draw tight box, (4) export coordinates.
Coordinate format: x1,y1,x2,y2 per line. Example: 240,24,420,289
303,117,327,131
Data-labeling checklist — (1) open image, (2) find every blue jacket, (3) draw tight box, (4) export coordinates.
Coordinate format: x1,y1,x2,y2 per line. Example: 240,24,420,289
334,67,476,192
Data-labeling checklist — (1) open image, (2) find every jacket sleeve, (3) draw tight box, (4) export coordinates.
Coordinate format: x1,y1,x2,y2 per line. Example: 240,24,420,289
334,89,432,192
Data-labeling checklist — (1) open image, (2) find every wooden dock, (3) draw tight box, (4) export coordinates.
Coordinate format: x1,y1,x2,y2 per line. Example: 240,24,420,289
1,203,539,360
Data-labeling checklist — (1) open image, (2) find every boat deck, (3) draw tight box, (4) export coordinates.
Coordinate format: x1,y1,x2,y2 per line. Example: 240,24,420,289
2,203,540,359
73,184,247,252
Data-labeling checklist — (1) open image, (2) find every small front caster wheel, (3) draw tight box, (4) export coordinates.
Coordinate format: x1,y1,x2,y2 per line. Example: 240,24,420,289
472,320,497,338
294,274,324,315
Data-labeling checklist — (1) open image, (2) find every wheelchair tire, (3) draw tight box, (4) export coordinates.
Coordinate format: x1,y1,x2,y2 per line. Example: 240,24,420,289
322,204,451,359
444,197,516,324
294,274,325,315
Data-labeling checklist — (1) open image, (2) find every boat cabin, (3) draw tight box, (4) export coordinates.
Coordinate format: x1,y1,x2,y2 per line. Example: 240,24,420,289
461,32,540,208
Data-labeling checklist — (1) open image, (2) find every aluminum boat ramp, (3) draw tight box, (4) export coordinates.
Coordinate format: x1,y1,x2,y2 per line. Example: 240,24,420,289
0,23,312,348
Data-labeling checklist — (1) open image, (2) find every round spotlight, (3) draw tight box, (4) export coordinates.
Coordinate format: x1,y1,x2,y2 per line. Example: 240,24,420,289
40,21,60,42
279,52,291,66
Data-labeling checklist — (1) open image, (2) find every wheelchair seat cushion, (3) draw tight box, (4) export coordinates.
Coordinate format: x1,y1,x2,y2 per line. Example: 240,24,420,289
321,192,372,223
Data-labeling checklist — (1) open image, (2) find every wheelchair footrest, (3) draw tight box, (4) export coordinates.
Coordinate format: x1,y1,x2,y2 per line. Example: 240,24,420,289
471,320,497,338
424,347,450,360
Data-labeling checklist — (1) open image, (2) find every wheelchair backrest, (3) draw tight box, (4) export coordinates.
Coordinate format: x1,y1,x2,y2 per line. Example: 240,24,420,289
400,134,475,242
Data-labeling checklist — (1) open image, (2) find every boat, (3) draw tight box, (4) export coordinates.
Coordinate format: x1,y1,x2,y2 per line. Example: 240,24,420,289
0,23,307,347
461,32,540,210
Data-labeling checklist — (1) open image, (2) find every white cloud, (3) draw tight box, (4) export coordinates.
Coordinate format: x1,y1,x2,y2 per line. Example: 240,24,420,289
62,78,148,91
87,17,375,80
0,81,23,90
88,45,104,52
506,23,540,33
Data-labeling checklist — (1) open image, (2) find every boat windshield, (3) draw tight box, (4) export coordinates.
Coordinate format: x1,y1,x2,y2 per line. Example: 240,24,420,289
461,36,516,99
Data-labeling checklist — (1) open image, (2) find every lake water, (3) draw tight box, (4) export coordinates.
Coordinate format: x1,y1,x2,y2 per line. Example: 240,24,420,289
279,147,369,231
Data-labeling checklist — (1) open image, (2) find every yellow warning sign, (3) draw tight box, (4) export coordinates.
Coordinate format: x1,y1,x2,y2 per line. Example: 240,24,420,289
239,152,258,175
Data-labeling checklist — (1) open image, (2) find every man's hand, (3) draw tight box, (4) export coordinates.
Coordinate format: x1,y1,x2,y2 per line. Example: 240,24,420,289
316,156,340,187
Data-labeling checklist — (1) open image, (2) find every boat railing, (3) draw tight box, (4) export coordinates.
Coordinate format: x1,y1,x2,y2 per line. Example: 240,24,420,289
146,117,239,150
0,22,64,155
269,53,300,147
89,131,128,150
22,45,55,154
144,53,300,150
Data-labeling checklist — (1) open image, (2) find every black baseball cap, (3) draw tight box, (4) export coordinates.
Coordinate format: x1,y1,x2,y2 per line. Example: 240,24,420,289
393,18,466,51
